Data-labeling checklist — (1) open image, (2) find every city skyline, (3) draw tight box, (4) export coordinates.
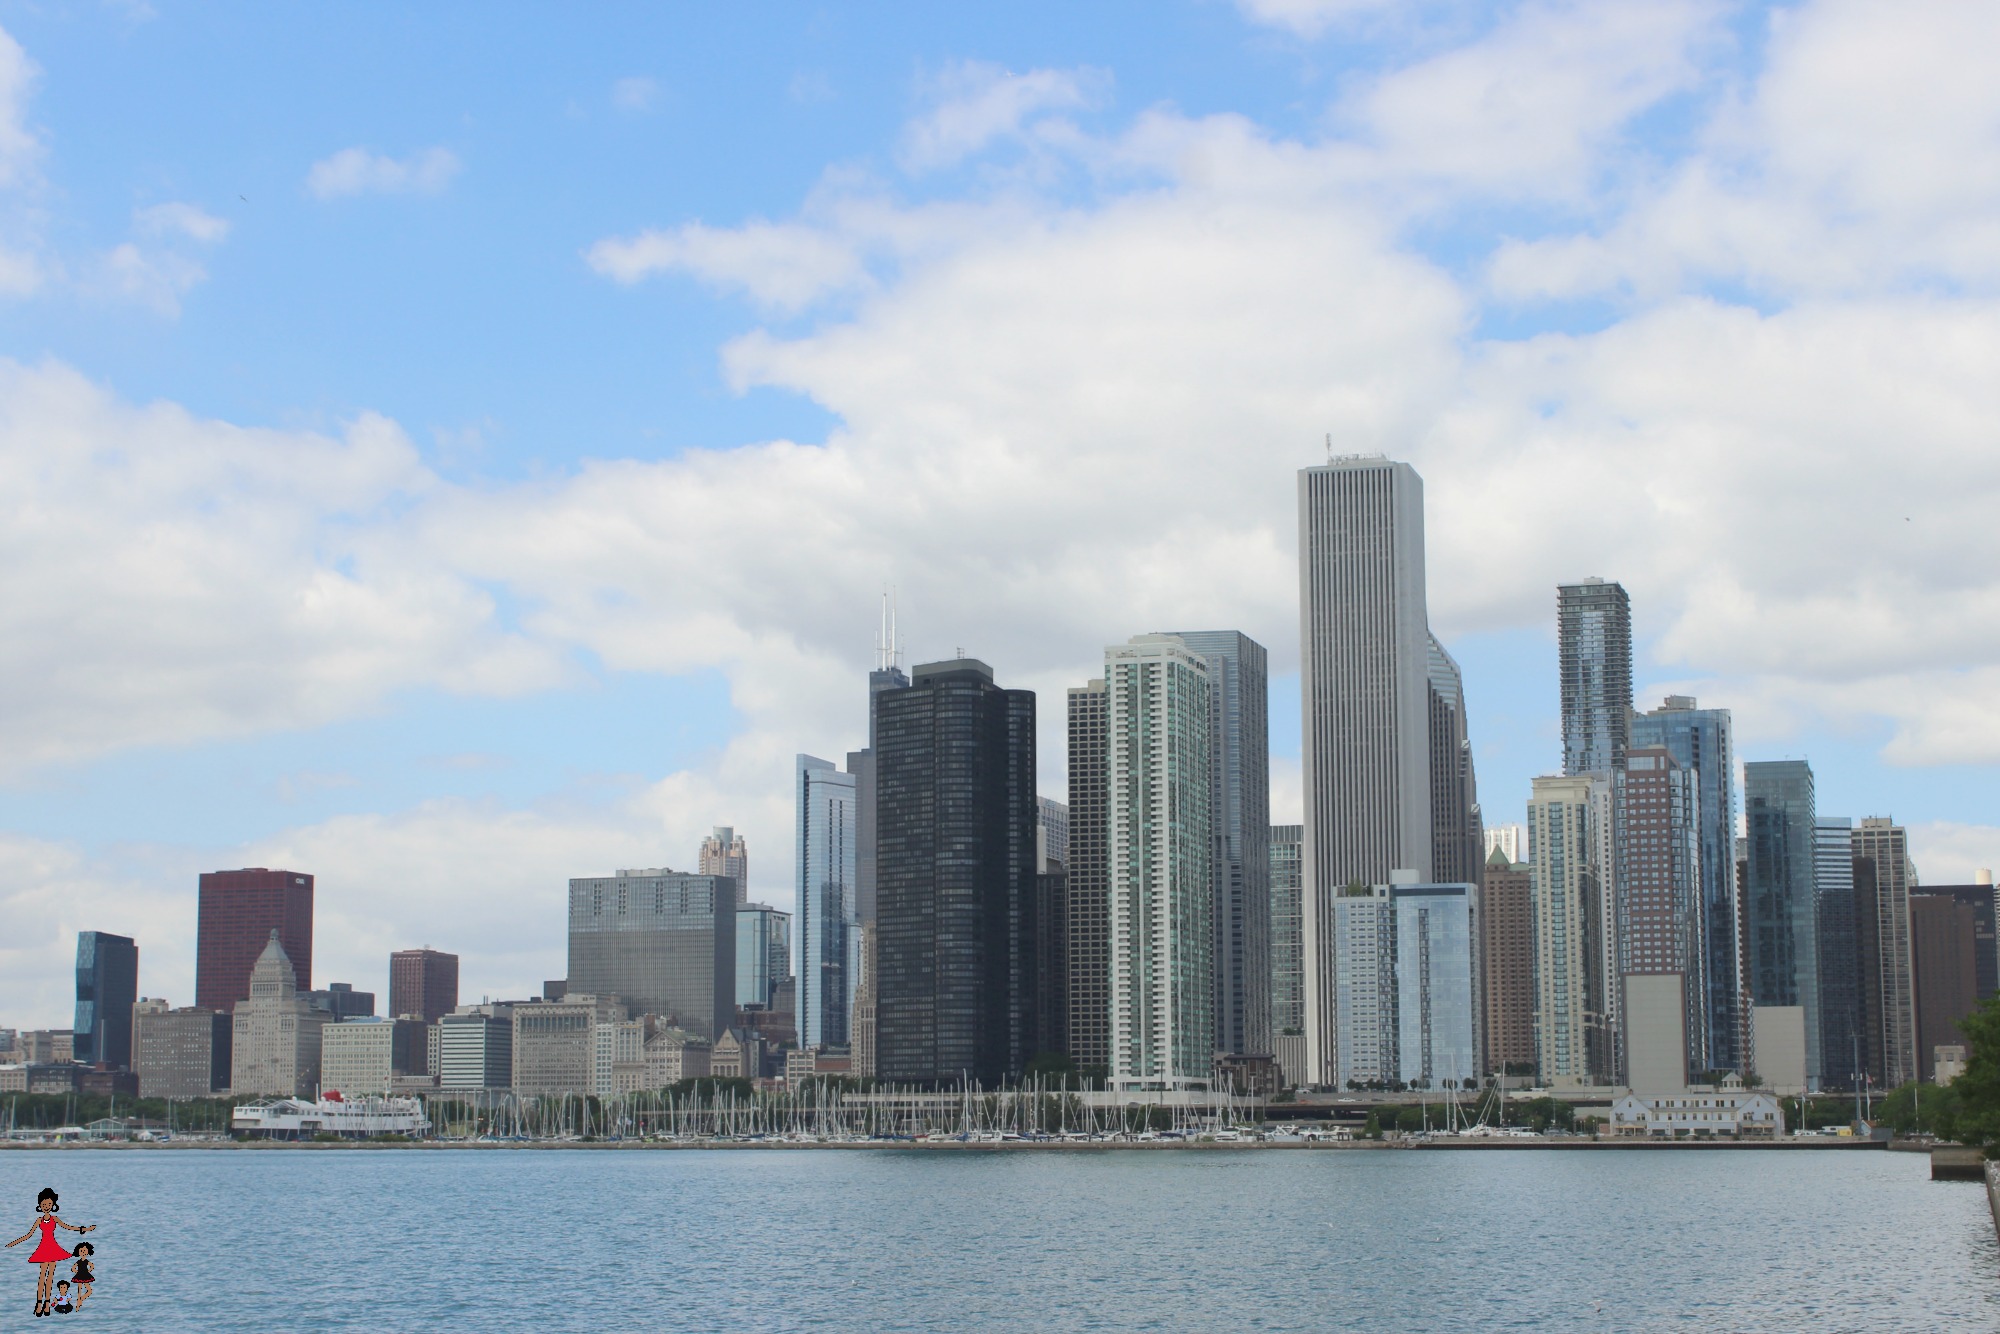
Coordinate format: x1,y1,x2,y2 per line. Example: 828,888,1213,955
5,2,2000,1025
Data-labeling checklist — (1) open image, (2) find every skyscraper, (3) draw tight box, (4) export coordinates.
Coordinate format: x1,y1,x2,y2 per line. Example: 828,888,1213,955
1813,818,1864,1091
697,827,750,906
196,868,314,1013
1528,775,1607,1083
1066,679,1111,1071
1395,879,1479,1089
1168,629,1272,1060
1615,748,1704,1086
1037,797,1069,871
1480,848,1535,1075
1269,825,1305,1037
1558,578,1632,778
1743,761,1820,1086
1298,456,1436,1086
73,931,138,1070
736,904,791,1010
1331,885,1396,1088
846,620,911,1079
388,948,460,1024
565,870,736,1041
1852,817,1917,1088
1632,696,1743,1071
1427,637,1484,887
875,658,1038,1085
1911,892,1979,1081
1106,635,1214,1092
795,754,858,1049
230,931,326,1097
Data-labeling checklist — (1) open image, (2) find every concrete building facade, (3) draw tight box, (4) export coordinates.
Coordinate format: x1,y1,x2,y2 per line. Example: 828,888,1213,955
566,870,735,1041
229,932,326,1098
131,1000,230,1099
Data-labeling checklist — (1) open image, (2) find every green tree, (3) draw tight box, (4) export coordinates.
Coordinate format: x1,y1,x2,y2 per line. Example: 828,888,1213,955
1878,1080,1964,1140
1949,989,2000,1151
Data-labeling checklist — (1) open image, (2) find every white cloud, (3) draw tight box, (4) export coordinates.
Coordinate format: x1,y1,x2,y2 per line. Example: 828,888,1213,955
587,219,869,312
612,76,658,112
135,200,230,243
1233,0,1401,39
1909,823,2000,888
306,146,461,200
898,60,1106,173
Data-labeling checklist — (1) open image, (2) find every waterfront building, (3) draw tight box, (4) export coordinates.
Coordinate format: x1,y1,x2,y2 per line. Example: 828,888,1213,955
710,1027,761,1080
1270,825,1305,1038
876,657,1038,1086
1606,1075,1783,1138
229,932,326,1098
1106,635,1214,1092
1813,818,1866,1090
1632,696,1744,1072
1558,578,1632,778
19,1030,72,1064
698,826,750,907
1394,879,1479,1089
1852,817,1917,1088
321,1017,427,1097
1616,747,1705,1084
197,868,314,1013
1911,892,1979,1082
1743,761,1820,1087
640,1025,711,1088
74,931,138,1070
309,982,376,1021
1480,848,1535,1075
1331,885,1396,1088
1484,824,1527,864
1297,457,1438,1087
389,948,460,1025
1528,775,1616,1084
1167,630,1273,1061
438,1004,514,1091
566,869,735,1041
736,903,792,1010
511,994,624,1097
1066,678,1111,1070
131,999,230,1099
796,755,859,1049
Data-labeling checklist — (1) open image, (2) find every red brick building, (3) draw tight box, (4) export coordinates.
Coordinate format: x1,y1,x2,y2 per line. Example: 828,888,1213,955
389,948,460,1024
195,868,313,1012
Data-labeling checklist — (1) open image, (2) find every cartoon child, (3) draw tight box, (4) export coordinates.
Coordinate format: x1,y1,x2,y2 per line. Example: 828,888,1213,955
68,1242,95,1311
5,1188,95,1318
50,1280,72,1314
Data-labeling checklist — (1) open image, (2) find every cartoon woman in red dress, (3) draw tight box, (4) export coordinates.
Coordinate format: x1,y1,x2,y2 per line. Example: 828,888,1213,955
6,1188,95,1318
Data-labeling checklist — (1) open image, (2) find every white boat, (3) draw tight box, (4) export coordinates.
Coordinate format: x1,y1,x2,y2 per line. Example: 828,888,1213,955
232,1094,432,1139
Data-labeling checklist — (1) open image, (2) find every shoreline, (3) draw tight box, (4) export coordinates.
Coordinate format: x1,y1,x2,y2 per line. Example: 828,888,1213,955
0,1136,1887,1152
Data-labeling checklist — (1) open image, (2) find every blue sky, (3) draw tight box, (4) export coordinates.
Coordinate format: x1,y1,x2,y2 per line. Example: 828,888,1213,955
4,0,1999,1024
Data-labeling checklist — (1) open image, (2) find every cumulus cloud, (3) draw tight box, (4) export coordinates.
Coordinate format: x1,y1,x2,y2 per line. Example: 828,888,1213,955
1233,0,1402,39
587,219,869,312
898,60,1106,172
306,145,461,199
135,200,230,243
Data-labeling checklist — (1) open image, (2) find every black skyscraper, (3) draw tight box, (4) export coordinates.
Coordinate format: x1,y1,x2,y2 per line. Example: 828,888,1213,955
875,658,1038,1086
75,931,139,1070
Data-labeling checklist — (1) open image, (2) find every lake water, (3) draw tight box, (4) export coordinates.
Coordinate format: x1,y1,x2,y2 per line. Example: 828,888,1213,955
4,1147,1995,1331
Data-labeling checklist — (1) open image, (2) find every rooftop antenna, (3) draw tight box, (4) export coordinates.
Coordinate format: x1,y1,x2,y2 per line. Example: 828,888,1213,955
876,587,903,672
1325,432,1333,462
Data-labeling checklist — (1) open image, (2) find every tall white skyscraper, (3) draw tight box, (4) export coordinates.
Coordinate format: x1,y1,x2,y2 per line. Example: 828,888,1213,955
1298,456,1437,1086
1106,635,1214,1092
795,754,858,1050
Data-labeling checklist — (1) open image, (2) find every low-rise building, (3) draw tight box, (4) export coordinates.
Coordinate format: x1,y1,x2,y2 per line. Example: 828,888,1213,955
511,994,623,1097
1607,1077,1784,1138
21,1030,73,1065
322,1017,429,1097
711,1028,762,1080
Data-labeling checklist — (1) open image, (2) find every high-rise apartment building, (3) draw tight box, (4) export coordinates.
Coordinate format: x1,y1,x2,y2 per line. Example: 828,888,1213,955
1428,638,1484,888
697,826,750,906
131,1000,230,1099
1298,457,1437,1087
876,658,1038,1086
796,755,859,1049
1558,578,1632,778
1269,825,1305,1036
389,948,460,1024
1528,775,1612,1083
736,903,792,1010
1632,696,1744,1072
1813,818,1866,1090
1910,893,1978,1082
1331,885,1397,1088
1484,825,1527,864
1066,679,1111,1071
565,870,736,1041
74,931,138,1070
1395,880,1480,1088
1105,635,1214,1092
1743,761,1820,1086
196,868,314,1013
1852,817,1917,1088
1480,849,1535,1075
1615,748,1704,1086
229,932,326,1097
1168,630,1271,1061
